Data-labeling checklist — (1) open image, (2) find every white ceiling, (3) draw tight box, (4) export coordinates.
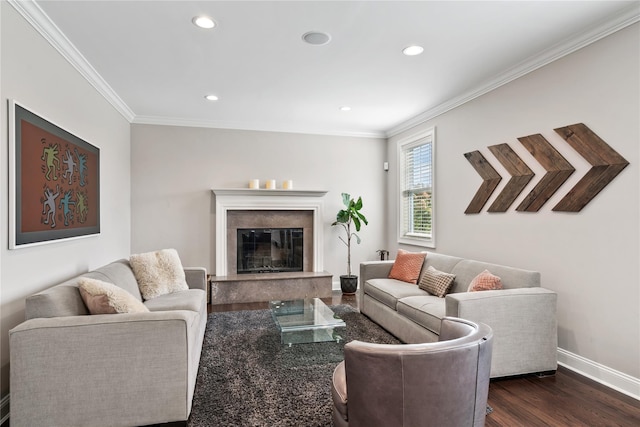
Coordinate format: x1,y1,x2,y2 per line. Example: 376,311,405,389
18,1,640,137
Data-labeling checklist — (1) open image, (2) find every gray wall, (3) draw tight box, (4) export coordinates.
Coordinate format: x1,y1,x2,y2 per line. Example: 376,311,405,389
0,3,132,396
130,125,387,284
388,24,639,385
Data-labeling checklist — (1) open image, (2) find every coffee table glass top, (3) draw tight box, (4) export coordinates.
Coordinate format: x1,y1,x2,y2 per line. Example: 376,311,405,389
269,298,346,346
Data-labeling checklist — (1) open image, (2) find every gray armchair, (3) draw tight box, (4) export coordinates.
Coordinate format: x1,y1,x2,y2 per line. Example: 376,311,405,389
331,317,493,427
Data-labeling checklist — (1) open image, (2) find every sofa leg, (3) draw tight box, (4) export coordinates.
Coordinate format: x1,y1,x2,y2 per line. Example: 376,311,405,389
535,370,557,378
140,422,187,427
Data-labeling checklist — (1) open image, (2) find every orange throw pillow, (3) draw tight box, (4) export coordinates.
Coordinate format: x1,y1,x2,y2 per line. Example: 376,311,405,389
468,269,503,292
388,249,426,284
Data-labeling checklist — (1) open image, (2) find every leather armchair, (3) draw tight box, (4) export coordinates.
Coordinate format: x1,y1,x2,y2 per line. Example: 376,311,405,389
331,316,493,427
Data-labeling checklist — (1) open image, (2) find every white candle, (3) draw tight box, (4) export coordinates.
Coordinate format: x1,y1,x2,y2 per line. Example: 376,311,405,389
266,179,276,189
249,179,260,189
283,180,293,190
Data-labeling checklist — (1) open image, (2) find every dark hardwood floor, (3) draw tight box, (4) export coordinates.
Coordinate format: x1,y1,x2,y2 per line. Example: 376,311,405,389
209,291,640,426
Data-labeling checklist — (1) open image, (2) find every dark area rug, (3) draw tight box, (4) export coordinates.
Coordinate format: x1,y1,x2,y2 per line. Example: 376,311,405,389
187,305,399,427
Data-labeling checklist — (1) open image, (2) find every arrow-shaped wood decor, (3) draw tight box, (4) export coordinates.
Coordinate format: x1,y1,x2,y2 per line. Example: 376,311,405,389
552,123,629,212
464,151,502,214
516,134,575,212
487,144,535,212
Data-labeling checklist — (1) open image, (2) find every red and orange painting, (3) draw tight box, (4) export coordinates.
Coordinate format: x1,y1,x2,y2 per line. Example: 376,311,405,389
11,102,100,247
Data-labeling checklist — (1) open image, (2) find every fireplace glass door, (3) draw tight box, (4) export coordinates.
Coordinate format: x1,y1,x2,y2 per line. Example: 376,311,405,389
237,228,303,274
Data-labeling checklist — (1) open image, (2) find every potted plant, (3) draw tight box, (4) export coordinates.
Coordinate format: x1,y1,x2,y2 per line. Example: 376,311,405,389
332,193,368,294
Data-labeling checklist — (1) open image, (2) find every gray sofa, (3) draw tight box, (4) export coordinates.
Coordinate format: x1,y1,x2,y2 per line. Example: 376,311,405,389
359,251,557,378
9,259,208,427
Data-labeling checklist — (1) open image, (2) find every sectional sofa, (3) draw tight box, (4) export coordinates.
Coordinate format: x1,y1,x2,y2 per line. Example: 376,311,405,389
9,254,207,427
359,251,558,378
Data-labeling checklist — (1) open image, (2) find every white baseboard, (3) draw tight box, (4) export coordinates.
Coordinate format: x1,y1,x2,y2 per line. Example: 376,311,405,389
558,348,640,400
1,393,9,426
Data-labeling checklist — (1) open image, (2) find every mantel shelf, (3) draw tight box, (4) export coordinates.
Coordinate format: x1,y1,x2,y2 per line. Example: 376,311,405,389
212,188,328,197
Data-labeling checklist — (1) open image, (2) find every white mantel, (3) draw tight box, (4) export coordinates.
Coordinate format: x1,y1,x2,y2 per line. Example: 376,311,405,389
212,189,328,276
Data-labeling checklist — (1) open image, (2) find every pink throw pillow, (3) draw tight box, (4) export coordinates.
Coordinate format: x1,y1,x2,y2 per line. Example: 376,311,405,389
468,269,503,292
388,249,426,284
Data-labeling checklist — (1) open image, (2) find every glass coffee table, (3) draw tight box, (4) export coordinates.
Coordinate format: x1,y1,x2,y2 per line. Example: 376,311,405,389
269,298,346,346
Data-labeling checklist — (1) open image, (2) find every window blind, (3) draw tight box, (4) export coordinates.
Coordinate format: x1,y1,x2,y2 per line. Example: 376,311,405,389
400,136,433,238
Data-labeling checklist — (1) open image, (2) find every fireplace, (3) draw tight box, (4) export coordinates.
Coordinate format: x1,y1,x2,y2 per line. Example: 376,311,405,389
213,189,327,276
236,227,303,274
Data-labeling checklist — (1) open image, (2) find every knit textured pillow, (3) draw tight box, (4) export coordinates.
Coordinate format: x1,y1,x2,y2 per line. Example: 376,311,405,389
468,269,503,292
388,249,426,284
78,278,149,314
419,266,456,297
130,248,189,300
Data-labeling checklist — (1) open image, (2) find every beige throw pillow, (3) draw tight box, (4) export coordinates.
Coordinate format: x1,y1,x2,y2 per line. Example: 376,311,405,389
130,248,189,300
79,278,149,314
419,266,456,297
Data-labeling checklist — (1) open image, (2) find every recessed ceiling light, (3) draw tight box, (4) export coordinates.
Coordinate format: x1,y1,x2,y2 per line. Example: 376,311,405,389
192,16,215,29
302,31,331,46
205,94,219,101
339,106,352,112
402,45,424,56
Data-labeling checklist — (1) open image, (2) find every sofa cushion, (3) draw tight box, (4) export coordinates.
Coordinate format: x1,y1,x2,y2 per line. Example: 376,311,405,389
418,252,463,283
418,266,456,297
388,249,426,284
78,278,149,314
93,259,143,301
130,248,189,300
396,295,445,335
364,278,427,310
24,271,116,319
468,269,503,292
144,289,206,313
451,260,540,293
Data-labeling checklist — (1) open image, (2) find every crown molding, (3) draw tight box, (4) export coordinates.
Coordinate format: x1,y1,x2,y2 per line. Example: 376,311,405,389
8,0,136,122
386,3,640,138
132,115,386,139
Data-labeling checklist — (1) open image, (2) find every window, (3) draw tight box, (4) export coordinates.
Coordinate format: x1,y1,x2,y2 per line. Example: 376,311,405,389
398,128,435,247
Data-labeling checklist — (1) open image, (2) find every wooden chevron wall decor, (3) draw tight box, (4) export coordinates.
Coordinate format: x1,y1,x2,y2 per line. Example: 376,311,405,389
552,123,630,212
516,134,575,212
463,151,501,214
487,143,535,212
464,123,629,214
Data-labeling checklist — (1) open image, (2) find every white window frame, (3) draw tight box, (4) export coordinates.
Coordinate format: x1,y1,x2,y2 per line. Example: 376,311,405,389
397,127,436,248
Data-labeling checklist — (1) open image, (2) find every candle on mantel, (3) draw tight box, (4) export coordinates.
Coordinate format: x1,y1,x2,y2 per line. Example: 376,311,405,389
266,179,276,190
249,179,260,189
283,180,293,190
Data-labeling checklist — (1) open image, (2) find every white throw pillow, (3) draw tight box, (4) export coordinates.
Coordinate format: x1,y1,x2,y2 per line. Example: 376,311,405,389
130,248,189,300
79,277,149,314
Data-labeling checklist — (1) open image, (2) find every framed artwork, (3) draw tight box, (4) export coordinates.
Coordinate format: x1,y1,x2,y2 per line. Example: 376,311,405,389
9,100,100,248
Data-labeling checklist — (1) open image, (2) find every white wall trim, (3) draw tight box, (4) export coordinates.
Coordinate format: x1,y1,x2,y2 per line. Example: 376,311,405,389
386,3,640,137
212,189,327,276
7,0,135,122
558,348,640,401
0,394,10,425
133,115,385,139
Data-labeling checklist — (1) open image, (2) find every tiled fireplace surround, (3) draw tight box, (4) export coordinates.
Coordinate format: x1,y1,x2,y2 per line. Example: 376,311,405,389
210,189,333,304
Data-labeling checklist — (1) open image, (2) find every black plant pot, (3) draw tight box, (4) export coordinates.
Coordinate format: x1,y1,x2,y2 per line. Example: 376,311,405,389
340,275,358,295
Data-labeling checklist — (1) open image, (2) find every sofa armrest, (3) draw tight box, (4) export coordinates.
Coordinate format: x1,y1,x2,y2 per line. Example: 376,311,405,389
359,261,395,301
360,261,395,283
445,287,558,377
10,311,198,427
184,267,207,291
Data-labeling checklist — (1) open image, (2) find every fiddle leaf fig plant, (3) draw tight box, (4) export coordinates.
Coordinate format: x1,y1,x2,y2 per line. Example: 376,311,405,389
332,193,368,277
